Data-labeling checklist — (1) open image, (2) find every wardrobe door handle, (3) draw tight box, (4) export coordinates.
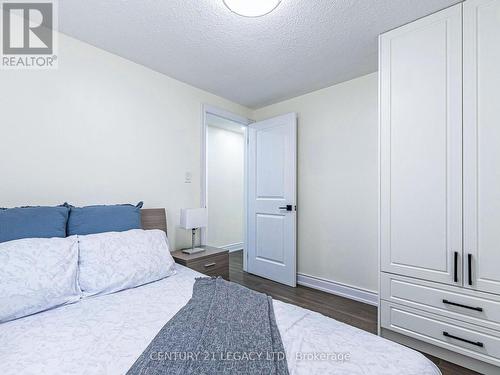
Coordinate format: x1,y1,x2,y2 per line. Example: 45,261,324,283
443,332,484,348
442,299,483,312
453,251,458,283
468,253,473,286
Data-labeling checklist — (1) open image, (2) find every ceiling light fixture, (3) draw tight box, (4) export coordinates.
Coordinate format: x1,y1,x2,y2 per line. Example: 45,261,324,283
223,0,282,17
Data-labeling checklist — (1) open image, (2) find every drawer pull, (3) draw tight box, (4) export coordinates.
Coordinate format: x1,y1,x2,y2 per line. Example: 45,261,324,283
442,331,484,348
204,262,216,268
442,299,483,312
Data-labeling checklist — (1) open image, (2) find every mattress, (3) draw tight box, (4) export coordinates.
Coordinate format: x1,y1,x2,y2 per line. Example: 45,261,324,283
0,265,440,375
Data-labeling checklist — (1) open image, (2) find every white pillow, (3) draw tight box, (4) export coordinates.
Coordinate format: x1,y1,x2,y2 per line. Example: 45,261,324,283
78,229,175,296
0,236,80,323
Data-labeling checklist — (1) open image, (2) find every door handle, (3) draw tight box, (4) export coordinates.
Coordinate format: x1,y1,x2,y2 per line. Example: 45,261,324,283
468,253,473,286
453,251,458,283
279,205,294,211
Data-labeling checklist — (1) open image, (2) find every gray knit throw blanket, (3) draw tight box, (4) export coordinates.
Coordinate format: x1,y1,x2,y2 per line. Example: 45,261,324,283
127,277,289,375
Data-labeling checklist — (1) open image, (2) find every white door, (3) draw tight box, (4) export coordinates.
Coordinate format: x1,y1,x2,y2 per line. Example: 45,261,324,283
379,4,463,285
463,0,500,294
247,113,297,287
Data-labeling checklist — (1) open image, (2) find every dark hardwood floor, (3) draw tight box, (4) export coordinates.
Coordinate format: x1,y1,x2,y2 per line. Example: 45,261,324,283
229,250,480,375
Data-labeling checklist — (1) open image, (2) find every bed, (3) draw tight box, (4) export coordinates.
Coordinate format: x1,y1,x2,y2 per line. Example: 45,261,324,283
0,209,440,375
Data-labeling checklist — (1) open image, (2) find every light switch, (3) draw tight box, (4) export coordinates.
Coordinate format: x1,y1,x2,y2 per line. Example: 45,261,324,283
185,172,192,183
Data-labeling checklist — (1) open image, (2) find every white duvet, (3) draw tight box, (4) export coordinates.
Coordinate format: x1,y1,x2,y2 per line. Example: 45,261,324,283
0,265,440,375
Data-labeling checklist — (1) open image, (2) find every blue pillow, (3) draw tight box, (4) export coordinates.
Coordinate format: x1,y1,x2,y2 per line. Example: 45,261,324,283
66,202,143,236
0,206,69,243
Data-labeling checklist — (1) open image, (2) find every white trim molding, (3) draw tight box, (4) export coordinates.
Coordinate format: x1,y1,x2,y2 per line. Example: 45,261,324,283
297,273,379,306
220,242,244,253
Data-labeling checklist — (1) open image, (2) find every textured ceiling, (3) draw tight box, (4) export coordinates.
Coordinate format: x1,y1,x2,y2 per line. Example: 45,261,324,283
59,0,461,108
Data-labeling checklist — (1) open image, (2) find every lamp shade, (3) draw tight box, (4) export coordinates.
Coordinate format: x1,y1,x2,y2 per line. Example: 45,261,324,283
180,208,208,229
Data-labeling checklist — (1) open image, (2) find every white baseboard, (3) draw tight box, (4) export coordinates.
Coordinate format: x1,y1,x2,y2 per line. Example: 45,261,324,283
221,242,244,253
297,273,378,306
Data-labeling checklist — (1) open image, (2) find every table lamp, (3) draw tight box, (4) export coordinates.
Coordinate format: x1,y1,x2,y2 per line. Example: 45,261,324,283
180,208,208,254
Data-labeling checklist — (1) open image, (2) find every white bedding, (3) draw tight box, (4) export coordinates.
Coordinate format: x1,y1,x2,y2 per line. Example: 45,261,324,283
0,265,440,375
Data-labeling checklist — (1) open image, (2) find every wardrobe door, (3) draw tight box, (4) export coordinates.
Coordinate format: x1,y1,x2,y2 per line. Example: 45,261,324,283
380,4,463,285
463,0,500,295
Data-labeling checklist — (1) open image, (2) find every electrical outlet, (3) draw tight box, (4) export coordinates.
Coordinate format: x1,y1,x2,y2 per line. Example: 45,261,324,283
184,172,192,183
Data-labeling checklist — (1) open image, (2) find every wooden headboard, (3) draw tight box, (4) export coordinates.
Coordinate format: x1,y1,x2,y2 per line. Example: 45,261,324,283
141,209,167,234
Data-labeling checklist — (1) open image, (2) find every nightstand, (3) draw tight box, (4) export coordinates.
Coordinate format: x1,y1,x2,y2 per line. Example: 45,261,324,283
171,245,229,280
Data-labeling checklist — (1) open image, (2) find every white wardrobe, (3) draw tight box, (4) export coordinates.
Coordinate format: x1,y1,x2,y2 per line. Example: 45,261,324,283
379,0,500,373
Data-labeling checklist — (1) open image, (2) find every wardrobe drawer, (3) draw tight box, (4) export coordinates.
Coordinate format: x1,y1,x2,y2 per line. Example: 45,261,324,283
381,301,500,367
381,273,500,331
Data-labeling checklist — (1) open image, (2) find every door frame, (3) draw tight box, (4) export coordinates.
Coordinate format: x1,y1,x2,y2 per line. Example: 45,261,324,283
201,104,253,271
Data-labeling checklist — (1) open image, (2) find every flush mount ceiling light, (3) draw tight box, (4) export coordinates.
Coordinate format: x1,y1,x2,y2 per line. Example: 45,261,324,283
223,0,282,17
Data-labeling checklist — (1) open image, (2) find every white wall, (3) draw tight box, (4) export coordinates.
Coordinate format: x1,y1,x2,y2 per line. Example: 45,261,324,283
253,73,379,293
0,33,251,250
206,125,244,249
0,31,379,293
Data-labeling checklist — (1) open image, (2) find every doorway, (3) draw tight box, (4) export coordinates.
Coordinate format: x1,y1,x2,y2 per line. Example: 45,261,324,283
201,106,297,285
201,105,252,270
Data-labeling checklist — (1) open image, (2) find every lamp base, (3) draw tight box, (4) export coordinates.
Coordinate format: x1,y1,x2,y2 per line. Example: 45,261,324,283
182,247,206,255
